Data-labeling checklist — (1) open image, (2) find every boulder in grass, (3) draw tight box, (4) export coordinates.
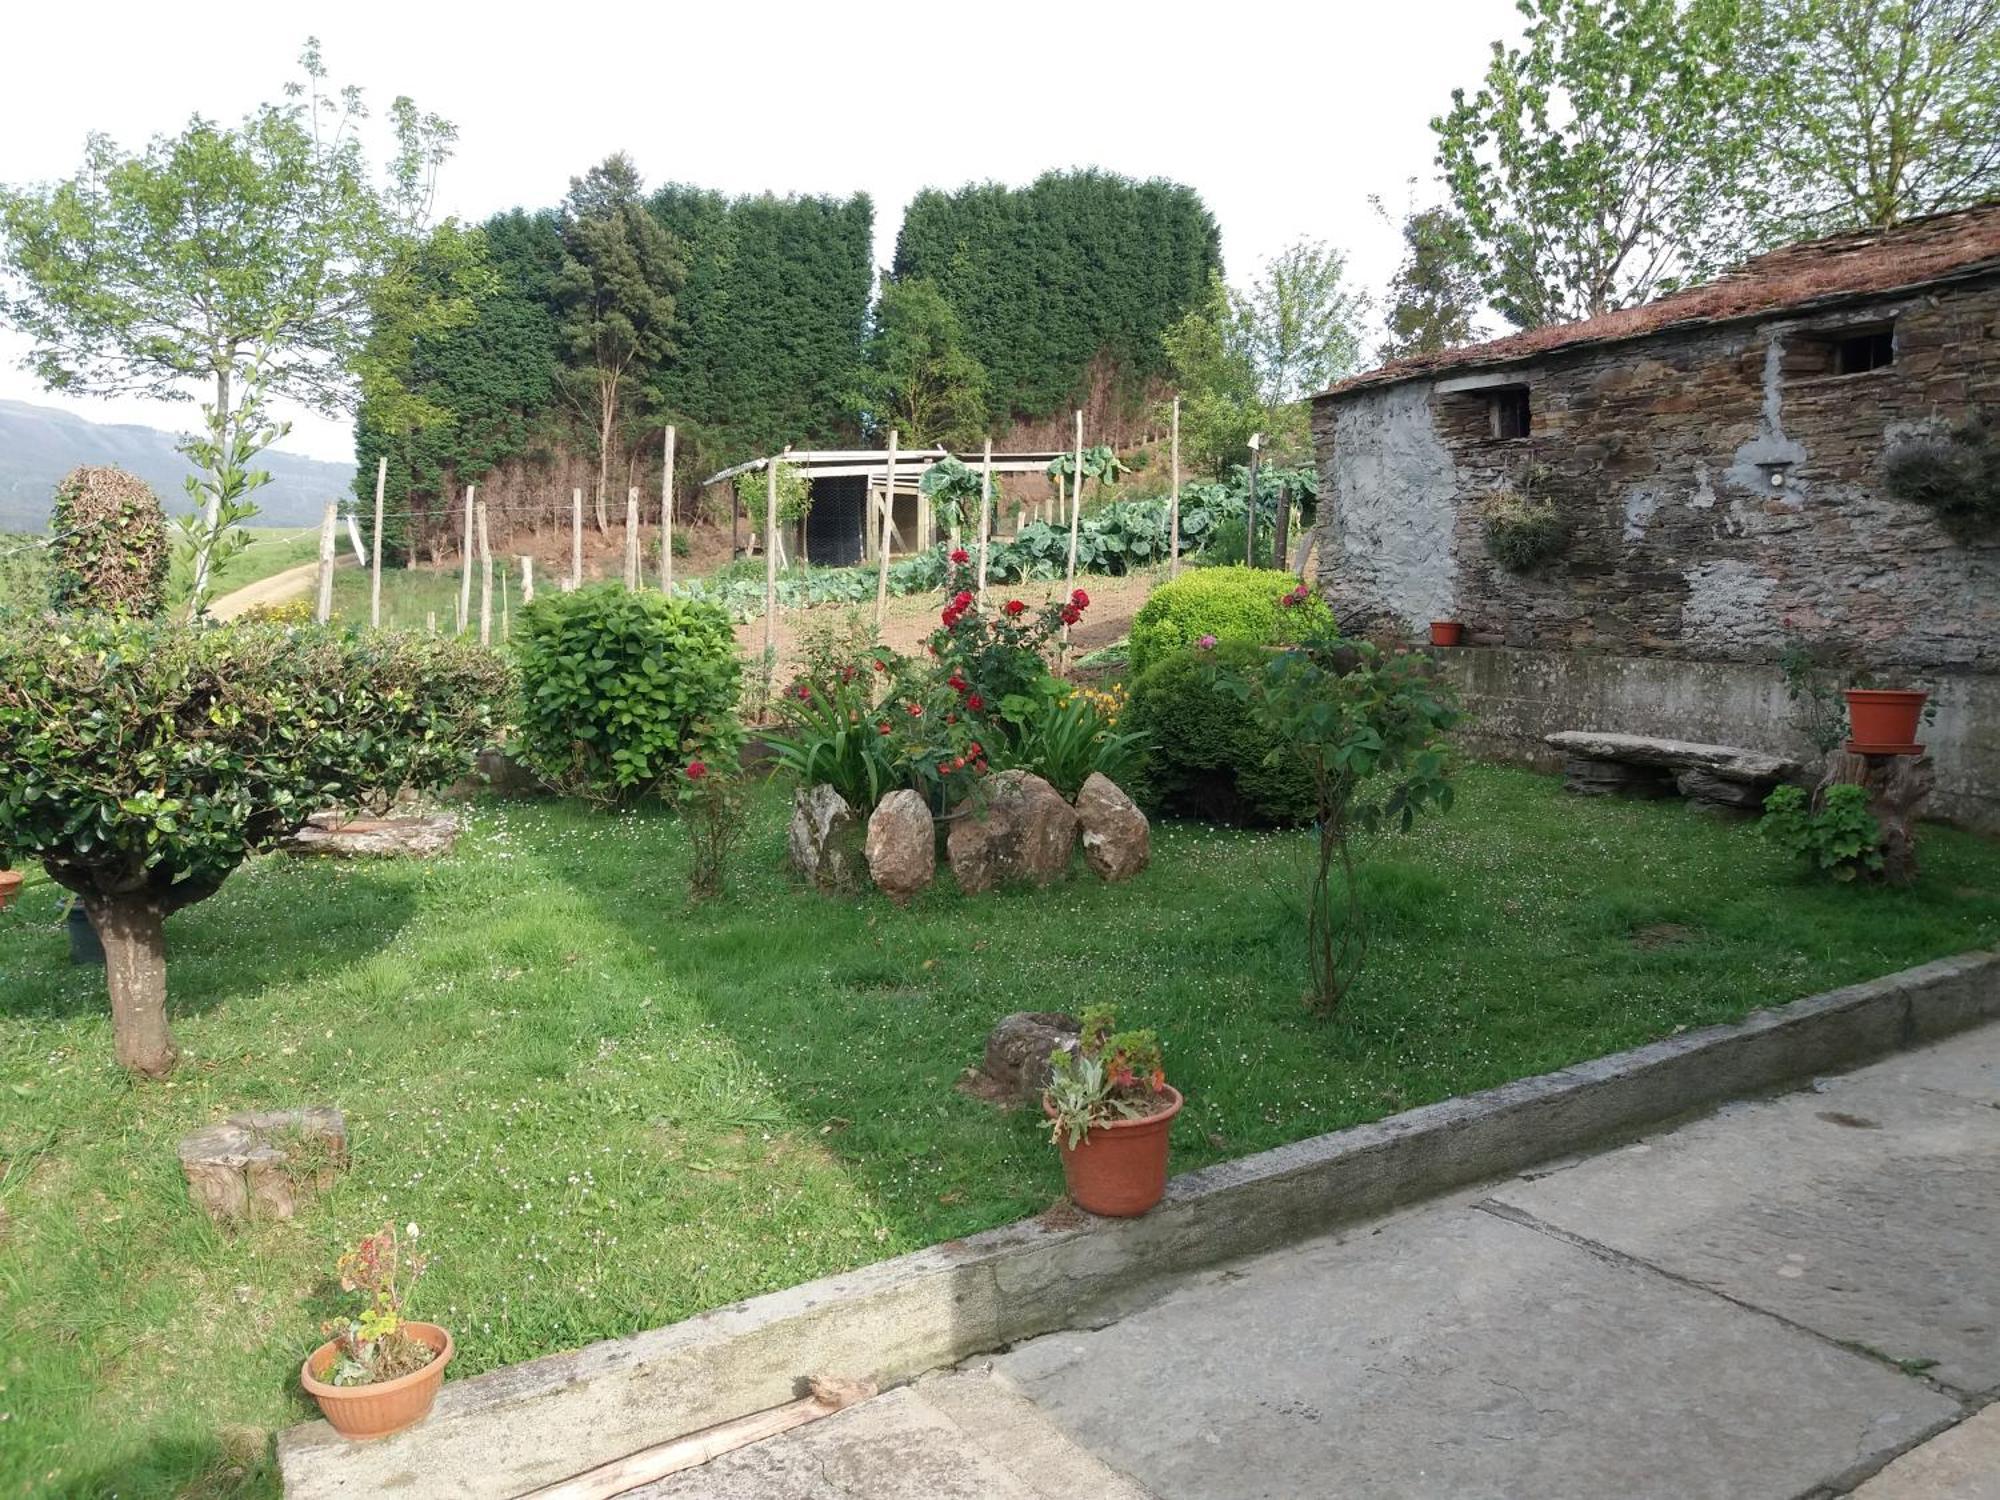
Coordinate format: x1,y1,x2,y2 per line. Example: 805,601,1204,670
788,784,865,893
866,789,935,902
1074,772,1150,882
969,1011,1082,1106
946,770,1078,894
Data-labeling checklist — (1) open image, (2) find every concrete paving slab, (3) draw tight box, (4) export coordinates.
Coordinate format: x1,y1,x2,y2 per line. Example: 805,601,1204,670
991,1206,1953,1500
1830,1021,2000,1106
1494,1028,2000,1394
1853,1406,2000,1499
628,1381,1148,1500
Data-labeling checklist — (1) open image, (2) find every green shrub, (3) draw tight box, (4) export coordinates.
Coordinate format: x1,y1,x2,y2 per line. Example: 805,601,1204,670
1758,783,1883,882
0,618,510,1075
1127,567,1330,675
47,466,169,617
513,584,741,805
992,677,1149,799
1126,641,1317,826
1483,493,1567,572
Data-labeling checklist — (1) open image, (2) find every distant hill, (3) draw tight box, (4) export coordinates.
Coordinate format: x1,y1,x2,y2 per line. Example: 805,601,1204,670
0,399,355,531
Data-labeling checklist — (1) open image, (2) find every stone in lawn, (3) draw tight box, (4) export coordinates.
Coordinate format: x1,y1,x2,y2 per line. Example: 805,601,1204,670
975,1012,1082,1105
788,784,866,893
866,789,935,902
1073,773,1150,882
946,770,1078,894
283,813,459,859
177,1106,347,1224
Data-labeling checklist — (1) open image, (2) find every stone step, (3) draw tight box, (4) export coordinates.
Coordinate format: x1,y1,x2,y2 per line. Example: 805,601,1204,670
1545,729,1803,783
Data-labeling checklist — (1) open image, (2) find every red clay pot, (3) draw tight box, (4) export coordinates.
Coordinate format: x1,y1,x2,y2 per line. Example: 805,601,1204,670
1047,1086,1182,1217
302,1322,453,1440
0,871,21,911
1845,689,1927,754
1429,621,1464,647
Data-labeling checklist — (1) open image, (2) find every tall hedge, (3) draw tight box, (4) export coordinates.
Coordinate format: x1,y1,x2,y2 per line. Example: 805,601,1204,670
47,466,169,617
891,170,1221,421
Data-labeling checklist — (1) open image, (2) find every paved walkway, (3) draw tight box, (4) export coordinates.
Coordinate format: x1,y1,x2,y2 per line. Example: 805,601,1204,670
644,1023,1999,1499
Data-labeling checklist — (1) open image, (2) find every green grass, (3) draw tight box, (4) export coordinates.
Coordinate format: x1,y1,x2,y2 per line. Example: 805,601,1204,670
3,765,1998,1496
328,565,492,634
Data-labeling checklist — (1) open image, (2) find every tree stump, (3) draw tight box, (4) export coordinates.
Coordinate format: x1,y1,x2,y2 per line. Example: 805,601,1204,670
177,1107,347,1223
1817,751,1934,887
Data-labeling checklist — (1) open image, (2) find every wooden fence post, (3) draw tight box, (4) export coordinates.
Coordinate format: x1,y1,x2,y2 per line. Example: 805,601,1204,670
1064,410,1083,586
660,424,676,592
763,459,779,660
624,487,640,590
570,486,583,590
476,501,493,646
369,455,387,627
1168,396,1181,579
521,555,535,605
459,485,476,635
975,437,993,607
874,430,897,626
315,501,337,624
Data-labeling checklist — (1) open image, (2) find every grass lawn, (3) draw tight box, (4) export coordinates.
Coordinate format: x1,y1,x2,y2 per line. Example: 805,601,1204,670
3,765,1998,1496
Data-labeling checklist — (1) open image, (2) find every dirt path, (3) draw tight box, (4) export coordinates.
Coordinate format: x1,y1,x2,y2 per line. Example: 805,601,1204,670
209,558,351,619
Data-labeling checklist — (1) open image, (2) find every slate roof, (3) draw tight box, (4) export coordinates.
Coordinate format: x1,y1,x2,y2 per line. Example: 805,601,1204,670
1319,201,2000,399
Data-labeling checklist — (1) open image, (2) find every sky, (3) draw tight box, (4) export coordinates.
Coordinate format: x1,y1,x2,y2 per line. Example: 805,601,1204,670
0,0,1512,463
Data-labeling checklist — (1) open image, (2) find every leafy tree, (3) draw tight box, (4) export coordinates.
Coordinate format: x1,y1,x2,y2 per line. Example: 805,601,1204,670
1376,201,1489,362
1747,0,2000,235
892,171,1220,422
0,620,509,1076
1433,0,1759,328
1164,243,1368,472
553,154,683,532
0,39,476,614
850,278,989,447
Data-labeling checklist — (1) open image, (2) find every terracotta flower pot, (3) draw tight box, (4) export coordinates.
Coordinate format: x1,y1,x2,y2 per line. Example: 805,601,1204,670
1047,1086,1182,1217
1845,689,1928,755
0,871,21,911
1429,621,1464,647
302,1322,453,1440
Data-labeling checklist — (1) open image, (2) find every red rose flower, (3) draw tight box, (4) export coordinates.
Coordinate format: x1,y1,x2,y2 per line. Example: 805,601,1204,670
878,721,892,735
953,590,973,608
685,761,708,780
873,659,887,673
907,702,924,717
974,758,988,774
965,693,984,711
967,741,981,757
1004,599,1026,616
1071,588,1090,608
1059,603,1081,626
941,608,957,627
950,548,969,564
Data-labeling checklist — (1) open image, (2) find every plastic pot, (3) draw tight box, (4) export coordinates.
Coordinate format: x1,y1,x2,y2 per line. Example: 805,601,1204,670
1429,621,1465,647
1047,1086,1182,1217
0,871,20,912
1845,689,1928,754
302,1323,453,1441
68,904,105,966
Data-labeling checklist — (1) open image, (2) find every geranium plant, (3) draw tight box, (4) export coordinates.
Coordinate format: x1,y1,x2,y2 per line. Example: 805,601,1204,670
1044,1006,1170,1149
320,1224,436,1387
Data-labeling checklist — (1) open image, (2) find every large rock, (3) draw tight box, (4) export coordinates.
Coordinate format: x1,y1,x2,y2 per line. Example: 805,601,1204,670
177,1107,348,1223
946,771,1078,894
1073,773,1150,882
283,814,459,859
788,784,865,893
975,1012,1082,1105
866,790,935,901
1544,731,1802,784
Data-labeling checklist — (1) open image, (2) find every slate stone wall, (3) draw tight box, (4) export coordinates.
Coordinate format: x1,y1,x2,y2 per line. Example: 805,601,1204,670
1312,275,2000,674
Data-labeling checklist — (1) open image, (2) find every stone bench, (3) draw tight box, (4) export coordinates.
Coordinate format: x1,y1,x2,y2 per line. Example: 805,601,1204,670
1545,731,1805,812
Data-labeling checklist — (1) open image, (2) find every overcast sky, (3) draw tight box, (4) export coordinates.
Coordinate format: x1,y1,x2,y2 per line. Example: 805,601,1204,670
0,0,1511,462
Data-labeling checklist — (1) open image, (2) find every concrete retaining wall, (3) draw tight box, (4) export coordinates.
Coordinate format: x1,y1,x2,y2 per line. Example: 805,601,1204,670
1438,645,2000,831
280,952,2000,1498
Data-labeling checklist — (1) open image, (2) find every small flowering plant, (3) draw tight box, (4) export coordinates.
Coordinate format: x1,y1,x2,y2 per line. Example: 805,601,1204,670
927,554,1090,737
1043,1006,1171,1149
319,1223,436,1387
677,755,749,900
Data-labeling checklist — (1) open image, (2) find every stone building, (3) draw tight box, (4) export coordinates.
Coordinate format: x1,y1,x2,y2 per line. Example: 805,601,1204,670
1310,204,2000,828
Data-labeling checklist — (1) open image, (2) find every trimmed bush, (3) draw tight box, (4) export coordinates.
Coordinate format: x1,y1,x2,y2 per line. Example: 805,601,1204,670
1126,640,1316,826
1127,566,1331,675
514,584,741,805
0,618,510,1075
47,466,170,617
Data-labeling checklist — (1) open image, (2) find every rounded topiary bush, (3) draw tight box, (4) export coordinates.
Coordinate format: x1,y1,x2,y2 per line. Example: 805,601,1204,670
1127,566,1331,675
47,466,170,617
513,584,741,805
1126,639,1316,827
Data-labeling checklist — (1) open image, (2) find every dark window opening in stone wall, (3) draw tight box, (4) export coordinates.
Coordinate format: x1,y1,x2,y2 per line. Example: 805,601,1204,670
1835,328,1895,374
1489,387,1532,440
1785,321,1897,380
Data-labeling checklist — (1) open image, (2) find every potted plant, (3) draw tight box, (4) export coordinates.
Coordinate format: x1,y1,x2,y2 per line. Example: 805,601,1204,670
302,1224,452,1440
1042,1007,1180,1217
1844,685,1929,754
0,863,21,911
1428,621,1465,647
